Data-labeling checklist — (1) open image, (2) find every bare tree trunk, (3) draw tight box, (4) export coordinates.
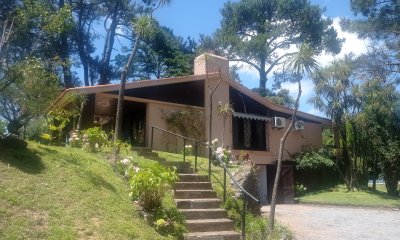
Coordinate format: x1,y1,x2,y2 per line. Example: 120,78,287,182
269,79,302,231
99,4,119,85
112,35,140,159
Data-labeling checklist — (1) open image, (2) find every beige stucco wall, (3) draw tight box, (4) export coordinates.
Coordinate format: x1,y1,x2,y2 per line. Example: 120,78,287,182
146,102,205,153
204,76,232,148
232,121,323,164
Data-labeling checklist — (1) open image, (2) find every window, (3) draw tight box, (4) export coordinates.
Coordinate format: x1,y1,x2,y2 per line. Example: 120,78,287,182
232,117,267,151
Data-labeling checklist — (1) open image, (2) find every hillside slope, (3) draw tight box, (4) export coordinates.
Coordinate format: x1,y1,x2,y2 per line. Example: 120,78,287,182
0,142,167,240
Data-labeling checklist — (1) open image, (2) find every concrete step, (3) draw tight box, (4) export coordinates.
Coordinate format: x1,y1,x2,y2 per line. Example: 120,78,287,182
180,208,227,220
179,174,208,182
186,219,235,232
176,198,221,209
175,182,212,190
184,231,241,240
175,190,217,199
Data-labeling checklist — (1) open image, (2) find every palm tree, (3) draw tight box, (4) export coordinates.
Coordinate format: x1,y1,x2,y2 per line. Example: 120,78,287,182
308,56,357,191
113,0,170,159
269,43,319,231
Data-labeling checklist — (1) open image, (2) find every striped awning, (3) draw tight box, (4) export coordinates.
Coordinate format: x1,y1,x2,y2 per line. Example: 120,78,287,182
232,112,271,122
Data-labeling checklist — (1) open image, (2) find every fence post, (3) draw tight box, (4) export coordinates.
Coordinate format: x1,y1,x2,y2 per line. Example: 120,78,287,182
208,147,211,181
150,126,154,151
242,193,247,240
183,139,186,162
223,167,227,203
195,142,198,172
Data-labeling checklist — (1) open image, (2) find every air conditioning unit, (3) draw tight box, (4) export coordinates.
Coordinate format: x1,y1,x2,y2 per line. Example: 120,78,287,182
295,120,305,130
273,117,286,128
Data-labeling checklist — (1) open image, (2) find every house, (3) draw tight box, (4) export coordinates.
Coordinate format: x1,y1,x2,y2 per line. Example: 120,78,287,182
50,53,331,204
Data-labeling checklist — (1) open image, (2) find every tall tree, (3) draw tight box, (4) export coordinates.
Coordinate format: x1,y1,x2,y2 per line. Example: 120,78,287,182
309,56,359,190
204,0,342,90
113,22,195,80
113,0,170,155
70,0,99,86
269,43,319,231
344,0,400,69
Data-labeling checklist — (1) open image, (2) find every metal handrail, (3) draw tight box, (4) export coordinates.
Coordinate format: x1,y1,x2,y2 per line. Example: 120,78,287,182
209,145,259,203
150,125,259,239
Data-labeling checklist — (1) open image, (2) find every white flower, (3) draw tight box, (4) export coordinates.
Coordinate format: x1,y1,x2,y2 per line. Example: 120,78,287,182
95,143,99,148
133,166,140,173
69,138,73,141
185,145,192,148
215,147,225,159
121,158,130,166
211,138,218,145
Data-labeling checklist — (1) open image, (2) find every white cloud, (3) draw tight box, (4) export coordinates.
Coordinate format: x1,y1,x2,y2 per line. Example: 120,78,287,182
234,17,369,116
280,78,314,98
305,108,326,118
316,17,369,66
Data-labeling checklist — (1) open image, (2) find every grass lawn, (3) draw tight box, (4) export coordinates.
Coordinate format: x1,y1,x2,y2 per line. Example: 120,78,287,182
0,142,168,240
299,185,400,208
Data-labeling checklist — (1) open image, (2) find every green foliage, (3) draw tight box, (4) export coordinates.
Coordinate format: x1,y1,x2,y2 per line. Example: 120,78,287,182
0,57,60,134
164,107,205,140
152,206,186,239
205,0,342,89
129,164,178,211
295,148,334,170
183,144,193,156
246,213,268,240
81,127,108,152
0,120,6,136
42,109,73,144
24,117,46,141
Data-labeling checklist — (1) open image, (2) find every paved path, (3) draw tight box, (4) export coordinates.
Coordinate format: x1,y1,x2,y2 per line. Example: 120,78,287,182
261,204,400,240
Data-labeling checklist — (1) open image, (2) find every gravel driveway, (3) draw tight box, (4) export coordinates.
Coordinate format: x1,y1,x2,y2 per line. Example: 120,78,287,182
261,204,400,240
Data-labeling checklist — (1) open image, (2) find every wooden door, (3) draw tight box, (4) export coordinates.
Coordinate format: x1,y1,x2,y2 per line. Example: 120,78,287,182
266,164,294,204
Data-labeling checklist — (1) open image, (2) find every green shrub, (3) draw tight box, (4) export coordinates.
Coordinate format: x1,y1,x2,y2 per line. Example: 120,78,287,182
294,147,340,191
246,213,268,240
295,147,334,170
0,120,6,137
82,127,108,152
129,164,178,211
153,207,186,239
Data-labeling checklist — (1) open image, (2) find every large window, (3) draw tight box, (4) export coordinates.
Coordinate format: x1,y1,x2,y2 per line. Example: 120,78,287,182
232,117,267,151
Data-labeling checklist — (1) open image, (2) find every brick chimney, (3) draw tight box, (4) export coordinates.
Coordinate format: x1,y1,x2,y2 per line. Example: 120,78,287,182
194,53,229,76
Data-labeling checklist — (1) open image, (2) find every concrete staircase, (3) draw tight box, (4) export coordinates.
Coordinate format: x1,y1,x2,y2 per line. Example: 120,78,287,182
175,173,241,240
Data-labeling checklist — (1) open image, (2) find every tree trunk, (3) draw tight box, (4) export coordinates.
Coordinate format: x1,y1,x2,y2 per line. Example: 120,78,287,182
99,4,119,85
114,35,140,145
383,161,400,197
332,120,351,190
269,79,301,231
59,0,73,88
259,58,267,90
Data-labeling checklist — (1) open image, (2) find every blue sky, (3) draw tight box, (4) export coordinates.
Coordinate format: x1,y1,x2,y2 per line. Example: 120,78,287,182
82,1,367,118
152,0,366,117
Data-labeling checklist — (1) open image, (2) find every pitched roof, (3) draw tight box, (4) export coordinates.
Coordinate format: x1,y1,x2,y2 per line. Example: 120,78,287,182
49,72,331,127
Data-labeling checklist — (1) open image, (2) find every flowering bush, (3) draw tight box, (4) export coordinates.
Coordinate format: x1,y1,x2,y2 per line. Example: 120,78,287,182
184,144,193,156
81,127,108,152
215,146,232,165
68,130,82,148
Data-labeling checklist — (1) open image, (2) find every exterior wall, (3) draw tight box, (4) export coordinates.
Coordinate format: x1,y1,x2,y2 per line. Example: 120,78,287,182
194,54,229,76
197,54,232,148
232,121,323,164
204,76,232,148
146,102,205,153
269,121,323,161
